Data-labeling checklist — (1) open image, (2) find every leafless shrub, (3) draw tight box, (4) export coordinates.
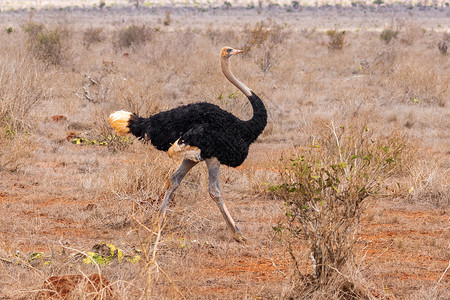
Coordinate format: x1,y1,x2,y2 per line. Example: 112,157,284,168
93,113,135,152
113,24,154,50
0,132,35,172
163,10,171,26
437,34,449,55
0,54,51,131
205,26,237,46
105,150,174,200
271,121,409,292
36,273,114,299
131,205,184,300
387,57,447,106
240,20,290,74
24,22,69,65
438,40,448,55
83,27,105,49
402,158,450,208
326,29,346,50
399,23,424,46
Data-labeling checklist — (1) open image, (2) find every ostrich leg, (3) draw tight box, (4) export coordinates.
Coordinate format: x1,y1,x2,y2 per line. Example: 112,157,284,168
206,158,246,242
160,159,198,218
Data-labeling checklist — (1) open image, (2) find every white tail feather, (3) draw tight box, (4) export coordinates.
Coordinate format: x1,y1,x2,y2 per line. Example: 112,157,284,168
109,110,132,136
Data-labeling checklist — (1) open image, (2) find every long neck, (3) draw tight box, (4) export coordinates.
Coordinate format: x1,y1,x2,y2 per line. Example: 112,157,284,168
221,57,252,97
221,56,267,143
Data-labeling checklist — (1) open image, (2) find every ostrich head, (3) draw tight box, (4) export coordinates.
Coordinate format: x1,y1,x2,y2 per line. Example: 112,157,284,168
221,46,243,58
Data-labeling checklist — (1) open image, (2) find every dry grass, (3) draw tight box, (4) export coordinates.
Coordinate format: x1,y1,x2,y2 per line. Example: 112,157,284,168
0,5,448,300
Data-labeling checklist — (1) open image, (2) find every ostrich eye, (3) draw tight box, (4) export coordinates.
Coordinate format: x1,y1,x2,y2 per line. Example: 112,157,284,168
227,48,232,53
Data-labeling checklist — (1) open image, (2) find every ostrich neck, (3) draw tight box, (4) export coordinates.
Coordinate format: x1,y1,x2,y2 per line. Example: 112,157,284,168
221,56,267,143
221,57,252,97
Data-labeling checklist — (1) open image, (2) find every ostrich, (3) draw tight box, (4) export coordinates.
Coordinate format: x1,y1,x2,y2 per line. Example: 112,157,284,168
109,47,267,241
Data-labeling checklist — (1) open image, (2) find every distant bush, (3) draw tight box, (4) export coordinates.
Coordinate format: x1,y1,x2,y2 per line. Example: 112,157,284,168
240,20,290,74
326,29,346,50
399,24,424,45
438,40,447,55
113,24,153,50
163,10,171,26
24,22,69,65
0,130,35,172
0,55,51,132
23,22,44,37
380,27,398,44
271,121,408,294
83,27,104,48
437,34,449,55
0,54,45,170
240,21,289,54
206,26,237,46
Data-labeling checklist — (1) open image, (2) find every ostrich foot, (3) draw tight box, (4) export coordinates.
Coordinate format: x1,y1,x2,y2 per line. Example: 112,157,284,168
233,232,247,243
167,139,202,162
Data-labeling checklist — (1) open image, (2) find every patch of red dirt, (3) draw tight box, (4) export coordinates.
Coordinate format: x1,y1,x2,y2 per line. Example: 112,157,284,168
36,273,113,299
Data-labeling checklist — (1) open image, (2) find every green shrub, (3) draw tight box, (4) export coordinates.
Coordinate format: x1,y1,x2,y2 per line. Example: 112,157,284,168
380,27,399,44
326,29,346,50
271,121,408,289
24,22,69,65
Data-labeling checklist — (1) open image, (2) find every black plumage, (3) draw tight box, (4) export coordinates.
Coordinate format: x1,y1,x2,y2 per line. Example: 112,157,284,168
127,92,267,167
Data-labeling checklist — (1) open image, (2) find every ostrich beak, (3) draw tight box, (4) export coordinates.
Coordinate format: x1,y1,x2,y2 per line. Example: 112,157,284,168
230,49,243,55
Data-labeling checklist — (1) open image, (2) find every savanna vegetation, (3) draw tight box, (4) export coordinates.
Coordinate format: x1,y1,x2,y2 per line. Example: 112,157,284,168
0,2,449,299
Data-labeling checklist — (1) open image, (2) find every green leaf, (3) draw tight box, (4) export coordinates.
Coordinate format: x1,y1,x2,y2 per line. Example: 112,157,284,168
363,154,373,161
332,184,340,193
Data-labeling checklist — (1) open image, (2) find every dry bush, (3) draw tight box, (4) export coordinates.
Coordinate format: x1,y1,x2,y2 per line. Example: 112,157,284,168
326,29,346,50
437,33,449,55
205,26,238,46
398,23,424,46
387,57,448,106
0,49,50,171
163,10,171,26
240,20,290,74
0,50,52,131
403,158,450,208
380,27,399,44
271,120,409,295
282,266,377,300
113,24,154,51
24,22,70,65
83,27,105,49
0,132,35,172
105,149,175,201
36,273,114,299
438,40,448,55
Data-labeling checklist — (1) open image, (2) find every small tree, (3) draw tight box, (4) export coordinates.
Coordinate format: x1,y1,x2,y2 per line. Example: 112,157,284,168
271,121,407,291
326,29,346,50
240,21,290,75
380,27,399,44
